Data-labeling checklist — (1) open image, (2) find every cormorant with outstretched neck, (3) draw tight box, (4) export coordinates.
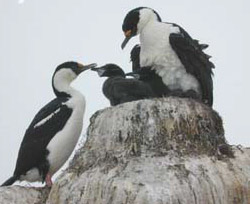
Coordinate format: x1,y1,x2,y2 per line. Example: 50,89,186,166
1,61,96,187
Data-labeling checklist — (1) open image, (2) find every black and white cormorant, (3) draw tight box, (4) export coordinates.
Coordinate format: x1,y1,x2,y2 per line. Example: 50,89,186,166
127,44,170,97
1,61,97,187
91,63,154,106
121,7,214,106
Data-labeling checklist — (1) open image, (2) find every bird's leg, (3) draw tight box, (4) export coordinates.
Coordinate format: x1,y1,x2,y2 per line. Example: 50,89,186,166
45,173,53,187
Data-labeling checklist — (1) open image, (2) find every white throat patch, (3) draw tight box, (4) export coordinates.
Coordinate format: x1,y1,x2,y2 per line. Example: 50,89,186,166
53,68,77,93
137,8,159,34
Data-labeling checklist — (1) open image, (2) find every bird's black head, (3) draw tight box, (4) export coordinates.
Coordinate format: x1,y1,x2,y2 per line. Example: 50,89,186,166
55,61,97,76
52,61,97,97
121,7,162,49
91,64,125,78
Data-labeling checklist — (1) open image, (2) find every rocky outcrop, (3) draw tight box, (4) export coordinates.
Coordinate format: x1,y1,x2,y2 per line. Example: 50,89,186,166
1,98,249,204
0,186,50,204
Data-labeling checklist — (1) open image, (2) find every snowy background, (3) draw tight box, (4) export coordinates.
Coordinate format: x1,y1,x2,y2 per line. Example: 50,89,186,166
0,0,249,185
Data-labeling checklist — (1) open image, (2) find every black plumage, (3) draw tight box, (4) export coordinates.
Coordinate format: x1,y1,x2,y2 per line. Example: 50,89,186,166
1,176,18,186
13,98,72,182
169,23,214,106
1,61,96,187
121,7,215,107
2,91,72,187
128,45,170,97
130,44,141,72
91,64,155,106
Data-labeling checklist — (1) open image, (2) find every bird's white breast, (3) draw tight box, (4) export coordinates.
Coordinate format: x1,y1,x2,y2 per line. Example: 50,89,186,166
140,22,200,93
46,91,85,174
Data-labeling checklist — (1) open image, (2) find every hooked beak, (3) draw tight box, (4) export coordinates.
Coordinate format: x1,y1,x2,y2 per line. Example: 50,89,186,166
78,63,97,72
121,30,132,49
91,66,106,77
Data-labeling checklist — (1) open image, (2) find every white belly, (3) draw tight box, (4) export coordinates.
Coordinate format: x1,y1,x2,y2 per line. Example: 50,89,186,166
140,22,200,93
47,95,85,175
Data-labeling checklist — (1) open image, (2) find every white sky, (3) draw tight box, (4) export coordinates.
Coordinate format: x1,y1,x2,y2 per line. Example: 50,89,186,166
0,0,249,184
18,0,25,5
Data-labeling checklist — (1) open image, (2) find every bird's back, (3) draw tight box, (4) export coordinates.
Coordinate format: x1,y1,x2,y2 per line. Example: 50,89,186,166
139,21,214,105
103,76,154,106
13,97,72,179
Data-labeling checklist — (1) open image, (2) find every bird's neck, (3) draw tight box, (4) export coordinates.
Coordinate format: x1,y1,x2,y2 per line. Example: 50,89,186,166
52,76,80,98
139,22,176,69
140,21,165,46
137,9,159,34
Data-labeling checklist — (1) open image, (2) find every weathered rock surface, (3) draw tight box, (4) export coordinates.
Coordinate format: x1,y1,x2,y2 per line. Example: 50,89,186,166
0,186,50,204
1,98,249,204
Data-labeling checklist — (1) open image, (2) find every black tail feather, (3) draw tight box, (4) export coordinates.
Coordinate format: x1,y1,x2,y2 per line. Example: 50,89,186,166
1,176,18,186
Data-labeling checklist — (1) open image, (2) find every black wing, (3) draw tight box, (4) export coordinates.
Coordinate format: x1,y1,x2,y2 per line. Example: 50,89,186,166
130,44,141,72
115,78,154,97
103,77,154,106
130,46,170,97
14,97,73,177
169,23,214,106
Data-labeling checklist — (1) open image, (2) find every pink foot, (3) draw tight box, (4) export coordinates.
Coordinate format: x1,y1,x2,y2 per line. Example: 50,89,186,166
45,173,53,187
